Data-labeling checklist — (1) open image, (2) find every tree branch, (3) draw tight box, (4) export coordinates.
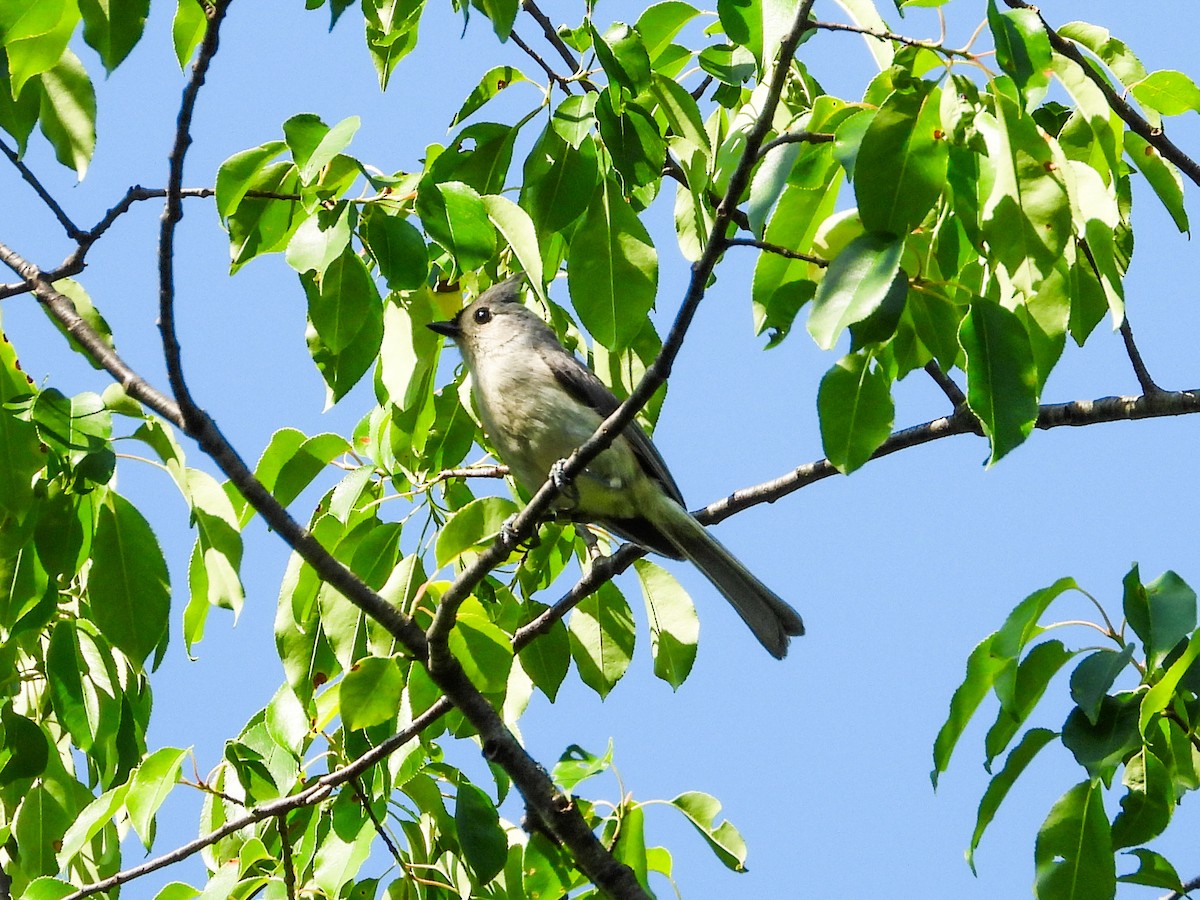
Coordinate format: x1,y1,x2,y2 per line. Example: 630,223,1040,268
807,18,979,60
1119,316,1163,395
757,129,835,159
724,237,829,266
0,135,84,241
1002,0,1200,188
923,360,968,409
149,5,644,896
60,700,452,900
510,29,575,92
521,0,587,82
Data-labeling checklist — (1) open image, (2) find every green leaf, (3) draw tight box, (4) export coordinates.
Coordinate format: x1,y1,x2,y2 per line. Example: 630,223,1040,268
978,85,1071,291
1123,132,1188,233
670,791,747,872
0,707,48,784
17,878,76,900
1057,21,1148,88
1112,749,1172,849
456,782,507,883
855,83,948,236
1122,568,1196,670
1034,780,1115,900
517,603,571,702
57,782,130,868
2,0,80,96
1061,693,1141,782
306,247,380,353
1131,70,1200,116
613,805,651,895
596,89,665,191
553,742,613,792
983,639,1075,768
340,656,404,730
171,0,206,68
1117,849,1183,891
0,407,42,520
282,113,360,184
634,559,697,689
808,232,904,350
931,577,1078,785
0,51,42,155
362,207,428,291
227,162,303,270
1069,644,1135,726
967,728,1057,873
90,492,171,664
286,202,353,276
481,194,544,299
435,497,519,567
416,179,495,274
46,621,103,751
79,0,149,73
635,2,700,64
987,0,1052,106
38,49,96,179
567,179,658,351
697,43,755,85
127,747,188,848
448,598,513,694
959,300,1038,465
521,129,600,233
451,65,528,127
215,141,287,219
305,279,385,407
569,581,635,698
817,351,895,474
1139,626,1200,734
592,22,651,96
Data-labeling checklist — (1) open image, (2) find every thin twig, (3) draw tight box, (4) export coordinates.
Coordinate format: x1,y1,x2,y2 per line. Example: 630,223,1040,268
808,19,978,60
1002,0,1200,188
923,360,968,409
420,464,509,487
510,29,575,92
350,777,406,867
1119,317,1162,395
521,0,586,79
0,135,84,240
278,813,297,900
757,130,835,158
724,237,829,266
59,701,451,900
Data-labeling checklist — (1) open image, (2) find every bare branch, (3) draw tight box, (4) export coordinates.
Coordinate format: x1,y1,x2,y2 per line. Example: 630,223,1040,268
521,0,588,82
0,135,83,241
421,464,509,487
808,18,978,60
278,814,297,900
1002,0,1200,188
61,700,452,900
923,360,968,409
510,29,575,92
724,237,829,266
351,777,405,867
1119,316,1163,395
0,241,185,423
758,129,835,159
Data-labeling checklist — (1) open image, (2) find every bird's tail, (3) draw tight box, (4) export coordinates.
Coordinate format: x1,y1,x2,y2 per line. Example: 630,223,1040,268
649,494,805,659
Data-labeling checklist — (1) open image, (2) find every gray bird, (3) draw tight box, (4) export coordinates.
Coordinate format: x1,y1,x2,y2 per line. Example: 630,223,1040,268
428,276,805,658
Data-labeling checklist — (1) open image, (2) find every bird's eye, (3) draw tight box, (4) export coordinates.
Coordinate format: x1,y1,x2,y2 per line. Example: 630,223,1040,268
473,307,492,325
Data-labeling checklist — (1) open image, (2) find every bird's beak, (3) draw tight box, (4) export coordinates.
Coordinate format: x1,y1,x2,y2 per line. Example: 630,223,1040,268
427,318,461,339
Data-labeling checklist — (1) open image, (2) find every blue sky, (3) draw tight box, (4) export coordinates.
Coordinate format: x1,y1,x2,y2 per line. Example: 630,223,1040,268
5,0,1200,896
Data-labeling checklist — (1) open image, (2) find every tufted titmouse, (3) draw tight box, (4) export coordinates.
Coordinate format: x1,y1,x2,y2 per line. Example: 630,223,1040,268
428,277,804,658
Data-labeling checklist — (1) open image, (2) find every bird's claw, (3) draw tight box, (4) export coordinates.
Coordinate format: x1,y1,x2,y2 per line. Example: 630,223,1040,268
550,459,580,504
500,513,521,548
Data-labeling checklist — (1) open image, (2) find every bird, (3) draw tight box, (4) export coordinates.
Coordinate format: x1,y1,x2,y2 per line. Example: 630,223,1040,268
427,275,805,658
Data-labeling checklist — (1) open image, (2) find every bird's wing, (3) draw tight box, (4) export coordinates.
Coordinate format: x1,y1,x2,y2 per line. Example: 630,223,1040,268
541,349,686,507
